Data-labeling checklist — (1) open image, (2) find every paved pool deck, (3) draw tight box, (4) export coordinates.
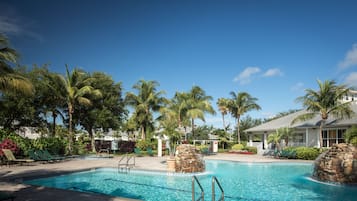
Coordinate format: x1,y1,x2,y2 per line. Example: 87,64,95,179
0,154,312,201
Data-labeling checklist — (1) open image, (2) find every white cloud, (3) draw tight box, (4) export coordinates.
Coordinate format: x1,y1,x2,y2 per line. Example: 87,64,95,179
0,16,22,35
344,72,357,87
338,44,357,69
263,68,283,77
291,82,304,91
233,67,261,84
0,10,43,42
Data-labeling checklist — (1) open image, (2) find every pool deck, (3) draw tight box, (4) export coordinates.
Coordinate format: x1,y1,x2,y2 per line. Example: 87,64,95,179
0,153,312,201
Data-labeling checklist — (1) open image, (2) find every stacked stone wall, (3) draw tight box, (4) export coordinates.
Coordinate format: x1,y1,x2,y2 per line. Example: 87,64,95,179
313,143,357,184
174,144,205,173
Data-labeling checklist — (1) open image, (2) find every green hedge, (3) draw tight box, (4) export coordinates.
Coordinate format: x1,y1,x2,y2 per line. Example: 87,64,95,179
283,147,321,160
231,144,244,150
244,146,257,154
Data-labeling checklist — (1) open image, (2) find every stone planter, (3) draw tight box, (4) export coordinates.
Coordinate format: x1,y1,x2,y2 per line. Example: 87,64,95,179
167,158,176,172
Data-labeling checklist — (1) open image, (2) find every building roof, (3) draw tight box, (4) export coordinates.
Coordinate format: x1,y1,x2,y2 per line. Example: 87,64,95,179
245,103,357,133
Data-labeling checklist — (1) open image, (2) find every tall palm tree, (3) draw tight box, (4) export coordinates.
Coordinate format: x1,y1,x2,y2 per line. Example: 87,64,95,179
228,91,261,144
60,65,102,153
125,80,166,140
186,86,215,138
0,34,33,95
171,92,191,130
36,68,66,137
217,98,230,131
293,80,353,148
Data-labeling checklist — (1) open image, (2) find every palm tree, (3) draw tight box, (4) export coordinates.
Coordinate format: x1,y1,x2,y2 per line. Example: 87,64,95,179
171,92,189,128
125,80,166,140
158,105,181,155
37,68,66,137
217,98,230,131
0,34,33,95
186,86,215,138
60,65,102,153
293,80,353,148
228,91,261,144
280,127,293,147
267,128,284,151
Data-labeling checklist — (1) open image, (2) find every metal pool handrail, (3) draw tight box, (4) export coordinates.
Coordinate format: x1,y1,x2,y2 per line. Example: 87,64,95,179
118,154,135,173
212,176,224,201
192,176,204,201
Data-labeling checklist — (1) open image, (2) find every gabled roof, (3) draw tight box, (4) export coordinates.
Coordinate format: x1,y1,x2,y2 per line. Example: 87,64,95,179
245,103,357,133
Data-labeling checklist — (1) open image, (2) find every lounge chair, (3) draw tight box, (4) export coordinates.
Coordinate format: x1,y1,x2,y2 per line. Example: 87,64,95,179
42,150,67,161
2,149,34,166
134,148,143,157
147,147,154,156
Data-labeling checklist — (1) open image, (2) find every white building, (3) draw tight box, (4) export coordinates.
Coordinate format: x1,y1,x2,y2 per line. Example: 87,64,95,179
245,91,357,154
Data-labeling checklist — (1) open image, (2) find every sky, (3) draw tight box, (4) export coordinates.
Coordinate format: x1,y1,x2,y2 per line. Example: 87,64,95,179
1,0,357,129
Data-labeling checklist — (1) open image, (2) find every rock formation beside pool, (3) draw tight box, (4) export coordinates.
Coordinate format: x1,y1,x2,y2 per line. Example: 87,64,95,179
313,143,357,184
173,144,205,173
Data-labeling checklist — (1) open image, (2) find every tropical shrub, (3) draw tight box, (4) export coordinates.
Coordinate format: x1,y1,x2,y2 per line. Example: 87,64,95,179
136,140,152,150
231,144,244,150
345,126,357,146
244,146,257,154
32,137,66,155
196,144,209,152
0,138,19,156
283,147,320,160
226,141,236,149
0,129,32,155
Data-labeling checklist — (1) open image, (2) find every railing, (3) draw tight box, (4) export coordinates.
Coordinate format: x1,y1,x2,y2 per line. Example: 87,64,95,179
127,154,135,168
192,176,204,201
118,154,135,173
212,176,224,201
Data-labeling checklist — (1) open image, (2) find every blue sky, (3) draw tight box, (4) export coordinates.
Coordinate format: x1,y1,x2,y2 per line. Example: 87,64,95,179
1,0,357,128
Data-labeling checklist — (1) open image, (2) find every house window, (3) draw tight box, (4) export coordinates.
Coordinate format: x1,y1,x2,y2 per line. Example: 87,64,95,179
292,133,304,144
322,129,346,147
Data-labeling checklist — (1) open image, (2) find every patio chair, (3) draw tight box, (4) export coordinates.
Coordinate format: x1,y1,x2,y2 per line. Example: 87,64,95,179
2,149,34,166
134,148,143,157
147,147,154,156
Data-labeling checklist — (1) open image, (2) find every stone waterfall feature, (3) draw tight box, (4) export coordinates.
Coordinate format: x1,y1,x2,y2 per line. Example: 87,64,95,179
313,143,357,184
173,144,205,173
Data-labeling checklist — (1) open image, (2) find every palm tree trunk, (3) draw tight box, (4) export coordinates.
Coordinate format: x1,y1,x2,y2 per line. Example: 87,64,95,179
191,118,195,138
52,111,57,137
222,114,226,132
237,115,241,144
319,120,326,148
89,128,96,153
141,125,145,140
68,104,73,154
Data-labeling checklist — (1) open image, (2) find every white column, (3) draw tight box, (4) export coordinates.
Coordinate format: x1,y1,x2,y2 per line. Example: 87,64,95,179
305,128,308,147
249,134,253,146
158,138,162,157
317,131,320,148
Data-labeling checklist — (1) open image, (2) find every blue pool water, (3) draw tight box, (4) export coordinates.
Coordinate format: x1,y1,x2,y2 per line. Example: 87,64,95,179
25,160,357,201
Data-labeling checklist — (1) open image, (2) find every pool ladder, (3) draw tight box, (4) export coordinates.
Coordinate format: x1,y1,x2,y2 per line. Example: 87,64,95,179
192,176,224,201
118,154,135,173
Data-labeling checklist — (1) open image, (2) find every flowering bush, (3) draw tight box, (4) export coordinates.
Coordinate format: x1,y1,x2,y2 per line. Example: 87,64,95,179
0,138,19,156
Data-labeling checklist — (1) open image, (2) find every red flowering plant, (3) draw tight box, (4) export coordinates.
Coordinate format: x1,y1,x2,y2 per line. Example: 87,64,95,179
0,138,20,156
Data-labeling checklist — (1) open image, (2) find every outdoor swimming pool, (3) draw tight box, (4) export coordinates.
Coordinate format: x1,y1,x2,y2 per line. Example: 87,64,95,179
25,160,357,201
